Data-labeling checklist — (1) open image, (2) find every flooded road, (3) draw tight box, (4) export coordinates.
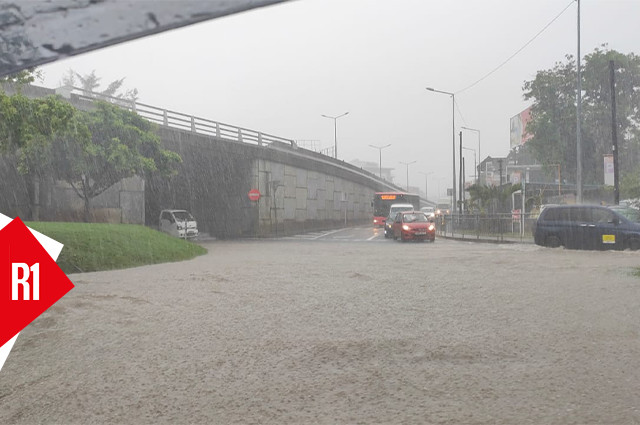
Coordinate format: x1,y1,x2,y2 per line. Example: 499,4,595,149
2,232,640,424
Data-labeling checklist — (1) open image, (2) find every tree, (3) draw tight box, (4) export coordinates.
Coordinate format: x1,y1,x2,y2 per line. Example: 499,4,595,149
467,183,521,214
0,91,75,154
0,90,76,219
523,46,640,186
61,69,138,103
0,68,43,86
22,101,181,221
57,102,181,221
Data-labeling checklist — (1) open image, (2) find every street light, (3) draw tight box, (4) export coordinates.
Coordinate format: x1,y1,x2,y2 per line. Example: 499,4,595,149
399,160,417,192
321,112,349,159
426,87,456,216
461,126,481,184
369,143,391,179
462,147,477,184
419,171,434,200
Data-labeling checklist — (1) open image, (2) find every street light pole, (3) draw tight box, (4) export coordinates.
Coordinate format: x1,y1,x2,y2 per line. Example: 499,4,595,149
426,87,456,217
369,143,391,178
399,160,417,192
419,171,434,200
462,147,477,184
461,126,481,184
576,0,583,203
321,112,349,159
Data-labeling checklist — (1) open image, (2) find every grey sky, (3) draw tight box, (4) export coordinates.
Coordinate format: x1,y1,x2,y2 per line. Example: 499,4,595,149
39,0,640,200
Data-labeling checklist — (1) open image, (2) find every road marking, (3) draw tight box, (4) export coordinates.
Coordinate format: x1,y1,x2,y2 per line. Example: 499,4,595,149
367,234,378,241
312,228,348,240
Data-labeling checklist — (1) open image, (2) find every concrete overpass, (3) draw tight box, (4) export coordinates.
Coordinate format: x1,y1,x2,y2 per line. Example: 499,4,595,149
57,87,415,238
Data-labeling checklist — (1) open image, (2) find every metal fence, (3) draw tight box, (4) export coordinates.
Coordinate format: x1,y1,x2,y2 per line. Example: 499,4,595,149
435,213,537,243
69,88,297,148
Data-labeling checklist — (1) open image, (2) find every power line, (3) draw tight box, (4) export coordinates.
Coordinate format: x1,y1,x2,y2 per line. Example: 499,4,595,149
455,0,575,95
454,99,468,127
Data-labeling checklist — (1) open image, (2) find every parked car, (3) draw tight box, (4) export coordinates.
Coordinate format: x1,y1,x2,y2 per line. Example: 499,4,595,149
532,204,640,250
384,203,414,238
159,209,199,239
392,211,436,242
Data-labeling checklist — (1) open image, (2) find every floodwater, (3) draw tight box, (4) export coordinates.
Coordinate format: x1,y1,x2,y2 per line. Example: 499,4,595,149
1,236,640,424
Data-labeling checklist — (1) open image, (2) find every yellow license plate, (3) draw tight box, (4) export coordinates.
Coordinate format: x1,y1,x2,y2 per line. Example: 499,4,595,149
602,234,616,244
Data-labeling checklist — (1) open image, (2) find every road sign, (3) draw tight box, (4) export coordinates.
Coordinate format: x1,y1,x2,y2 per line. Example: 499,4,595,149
248,189,261,201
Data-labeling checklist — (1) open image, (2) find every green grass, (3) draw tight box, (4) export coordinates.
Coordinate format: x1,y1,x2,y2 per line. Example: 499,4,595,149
26,222,207,274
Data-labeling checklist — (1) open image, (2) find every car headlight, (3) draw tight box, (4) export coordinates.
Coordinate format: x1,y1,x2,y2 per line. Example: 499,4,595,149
402,224,410,231
428,224,435,231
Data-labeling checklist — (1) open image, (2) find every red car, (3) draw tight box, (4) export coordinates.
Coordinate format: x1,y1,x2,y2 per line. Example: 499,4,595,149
392,211,436,242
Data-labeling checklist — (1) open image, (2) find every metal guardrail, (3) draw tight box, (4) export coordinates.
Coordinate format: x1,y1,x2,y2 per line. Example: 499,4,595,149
69,87,297,148
435,213,537,243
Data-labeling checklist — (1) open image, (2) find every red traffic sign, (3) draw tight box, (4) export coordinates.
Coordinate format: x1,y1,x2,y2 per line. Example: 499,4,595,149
248,189,261,201
0,217,74,349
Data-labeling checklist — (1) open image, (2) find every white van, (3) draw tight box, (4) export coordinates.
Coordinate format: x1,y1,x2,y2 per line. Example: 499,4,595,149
159,209,199,239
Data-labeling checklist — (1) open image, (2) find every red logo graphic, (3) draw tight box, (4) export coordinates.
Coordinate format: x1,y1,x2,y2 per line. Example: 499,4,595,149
0,218,74,348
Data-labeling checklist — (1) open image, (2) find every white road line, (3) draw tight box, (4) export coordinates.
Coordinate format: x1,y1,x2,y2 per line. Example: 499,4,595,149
312,228,348,240
367,234,378,241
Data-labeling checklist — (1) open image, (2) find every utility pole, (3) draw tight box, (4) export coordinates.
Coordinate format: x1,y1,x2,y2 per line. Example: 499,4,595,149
576,0,583,203
610,60,620,205
459,131,463,215
462,157,466,213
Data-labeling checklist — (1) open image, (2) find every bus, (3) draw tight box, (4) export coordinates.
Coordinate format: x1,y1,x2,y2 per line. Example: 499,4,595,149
372,192,421,226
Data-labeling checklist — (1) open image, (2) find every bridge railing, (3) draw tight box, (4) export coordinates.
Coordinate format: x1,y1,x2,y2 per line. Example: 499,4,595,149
65,87,405,193
68,87,297,148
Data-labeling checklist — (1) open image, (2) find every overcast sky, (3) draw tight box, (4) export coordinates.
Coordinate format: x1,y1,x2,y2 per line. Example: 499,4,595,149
39,0,640,200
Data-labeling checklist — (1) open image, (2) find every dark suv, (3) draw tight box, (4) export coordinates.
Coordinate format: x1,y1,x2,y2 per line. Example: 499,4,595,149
533,204,640,250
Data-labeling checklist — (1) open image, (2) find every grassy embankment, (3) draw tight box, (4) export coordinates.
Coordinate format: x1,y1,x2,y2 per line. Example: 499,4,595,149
26,222,207,274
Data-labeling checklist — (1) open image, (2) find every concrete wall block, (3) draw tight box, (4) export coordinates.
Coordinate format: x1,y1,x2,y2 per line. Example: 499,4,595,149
325,200,334,213
333,178,344,193
307,199,318,220
296,168,307,187
270,162,285,184
92,186,120,208
333,192,343,209
325,180,334,197
316,188,326,203
283,197,296,220
295,208,307,222
284,175,296,198
120,191,145,224
284,164,297,177
295,188,307,209
119,176,145,192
